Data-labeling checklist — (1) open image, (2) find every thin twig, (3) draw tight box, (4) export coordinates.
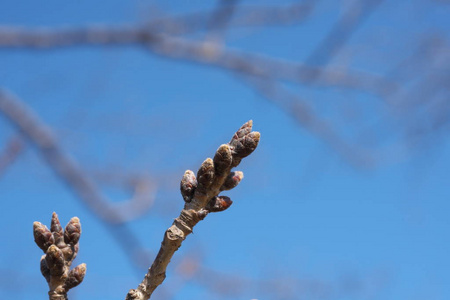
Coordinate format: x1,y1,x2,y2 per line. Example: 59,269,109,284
0,89,153,269
126,121,260,300
0,25,397,98
0,135,24,177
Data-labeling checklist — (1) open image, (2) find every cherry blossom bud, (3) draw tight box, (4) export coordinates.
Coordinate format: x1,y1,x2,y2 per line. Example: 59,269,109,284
33,222,54,252
65,263,87,290
220,171,244,191
213,144,232,177
51,212,64,246
229,121,260,167
206,196,233,212
196,158,214,193
180,170,197,202
64,217,81,245
45,245,65,277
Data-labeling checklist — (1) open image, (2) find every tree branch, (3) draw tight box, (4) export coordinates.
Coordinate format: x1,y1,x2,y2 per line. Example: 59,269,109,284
0,89,153,224
0,89,153,268
0,135,23,178
126,121,260,300
0,25,396,98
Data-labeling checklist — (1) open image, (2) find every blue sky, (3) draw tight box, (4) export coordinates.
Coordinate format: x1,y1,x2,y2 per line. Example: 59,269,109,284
1,1,450,299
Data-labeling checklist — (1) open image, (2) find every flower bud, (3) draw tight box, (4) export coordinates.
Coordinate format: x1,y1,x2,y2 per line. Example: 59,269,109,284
220,171,244,191
196,158,215,193
213,144,232,177
180,170,197,203
65,263,87,290
64,217,81,245
33,222,54,252
51,212,64,246
229,121,260,167
45,245,65,277
206,196,233,212
229,120,253,145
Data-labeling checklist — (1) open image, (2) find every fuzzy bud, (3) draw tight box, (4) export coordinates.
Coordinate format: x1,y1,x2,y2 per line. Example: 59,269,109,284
231,131,260,159
45,245,65,277
230,120,253,143
33,222,54,252
51,212,64,246
64,217,81,245
206,196,233,212
229,121,260,167
220,171,244,191
196,158,215,193
213,144,233,177
65,263,87,290
180,170,197,203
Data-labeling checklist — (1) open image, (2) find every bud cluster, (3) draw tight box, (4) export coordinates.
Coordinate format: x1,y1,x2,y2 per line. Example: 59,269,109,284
33,212,86,296
180,120,260,218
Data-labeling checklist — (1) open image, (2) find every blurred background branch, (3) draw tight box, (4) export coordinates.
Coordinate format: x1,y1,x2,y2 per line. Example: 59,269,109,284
0,0,449,299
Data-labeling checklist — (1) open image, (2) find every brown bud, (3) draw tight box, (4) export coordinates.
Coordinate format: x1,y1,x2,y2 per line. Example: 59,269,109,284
231,131,260,160
220,171,244,191
229,121,260,167
243,131,260,154
45,245,65,277
40,255,50,282
33,222,54,252
180,170,197,203
196,158,215,193
230,120,253,145
64,217,81,245
206,196,233,212
213,144,233,177
51,212,64,246
65,263,87,290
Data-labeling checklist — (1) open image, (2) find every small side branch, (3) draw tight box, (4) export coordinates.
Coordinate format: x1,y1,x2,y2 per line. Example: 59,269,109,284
126,121,260,300
0,89,151,224
0,135,23,177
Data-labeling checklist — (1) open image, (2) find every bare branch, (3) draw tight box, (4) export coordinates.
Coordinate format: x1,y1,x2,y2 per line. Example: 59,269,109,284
0,25,397,98
126,121,260,300
204,0,239,45
0,89,154,224
144,2,315,36
243,76,376,167
0,135,24,177
305,0,384,67
0,89,154,269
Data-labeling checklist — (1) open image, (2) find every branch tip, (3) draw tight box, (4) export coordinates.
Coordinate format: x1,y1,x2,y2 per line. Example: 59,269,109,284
127,121,259,299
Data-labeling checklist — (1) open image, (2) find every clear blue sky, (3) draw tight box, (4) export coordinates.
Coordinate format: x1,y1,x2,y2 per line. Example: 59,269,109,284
1,1,449,299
